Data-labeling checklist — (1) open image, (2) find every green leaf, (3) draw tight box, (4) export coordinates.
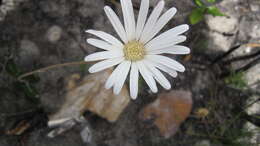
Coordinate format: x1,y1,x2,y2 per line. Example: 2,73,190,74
207,0,216,3
15,82,39,98
189,7,206,25
207,6,226,16
194,0,204,7
224,72,247,89
6,60,22,77
24,74,40,84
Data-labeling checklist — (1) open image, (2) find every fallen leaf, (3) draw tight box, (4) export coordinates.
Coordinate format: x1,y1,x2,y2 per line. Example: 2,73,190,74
49,68,130,123
66,73,81,90
139,90,192,138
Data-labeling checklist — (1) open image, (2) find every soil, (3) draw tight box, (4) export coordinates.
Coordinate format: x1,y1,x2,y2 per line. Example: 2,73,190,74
0,0,259,146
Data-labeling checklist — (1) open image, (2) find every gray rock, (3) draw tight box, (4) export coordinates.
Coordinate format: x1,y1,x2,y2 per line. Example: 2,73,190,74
238,16,260,42
243,122,260,145
245,64,260,90
207,31,234,51
203,0,240,52
244,64,260,145
206,15,238,34
249,1,260,12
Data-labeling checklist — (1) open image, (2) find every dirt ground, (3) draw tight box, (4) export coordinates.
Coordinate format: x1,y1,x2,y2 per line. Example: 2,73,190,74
0,0,259,146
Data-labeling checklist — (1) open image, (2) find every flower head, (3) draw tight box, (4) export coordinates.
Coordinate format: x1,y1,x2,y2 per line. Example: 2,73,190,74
85,0,190,99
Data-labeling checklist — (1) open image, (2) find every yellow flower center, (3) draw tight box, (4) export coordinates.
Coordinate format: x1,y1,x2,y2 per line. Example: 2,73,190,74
123,41,145,61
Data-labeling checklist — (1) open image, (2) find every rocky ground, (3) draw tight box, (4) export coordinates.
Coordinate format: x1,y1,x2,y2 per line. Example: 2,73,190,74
0,0,259,146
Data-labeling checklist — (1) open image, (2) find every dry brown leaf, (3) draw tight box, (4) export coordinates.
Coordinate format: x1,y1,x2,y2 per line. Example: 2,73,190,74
49,69,130,123
139,90,192,138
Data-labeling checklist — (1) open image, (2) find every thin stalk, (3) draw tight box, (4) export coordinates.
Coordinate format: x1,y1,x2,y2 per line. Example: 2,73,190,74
18,61,88,81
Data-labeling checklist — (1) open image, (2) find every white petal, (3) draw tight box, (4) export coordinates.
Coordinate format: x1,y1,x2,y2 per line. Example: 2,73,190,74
88,57,124,73
105,63,122,89
137,61,158,93
126,0,136,40
140,0,165,43
86,30,123,47
146,55,185,72
104,6,128,43
144,60,171,90
145,35,187,51
87,38,120,51
146,24,189,46
150,61,178,78
135,0,149,40
113,61,131,94
121,0,130,40
148,45,190,55
120,0,136,41
130,62,139,99
84,50,123,62
142,7,177,44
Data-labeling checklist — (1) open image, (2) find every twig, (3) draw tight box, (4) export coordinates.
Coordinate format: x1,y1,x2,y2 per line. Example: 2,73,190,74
18,61,88,81
212,43,260,65
245,97,260,109
244,114,260,127
211,44,241,65
220,56,260,78
244,88,260,97
235,56,260,73
222,50,260,64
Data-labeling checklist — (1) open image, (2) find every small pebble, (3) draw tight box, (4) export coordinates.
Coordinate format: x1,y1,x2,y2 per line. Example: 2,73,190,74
46,25,63,42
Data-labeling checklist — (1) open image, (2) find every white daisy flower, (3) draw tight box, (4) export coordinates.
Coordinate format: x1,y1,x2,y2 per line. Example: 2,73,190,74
84,0,190,99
